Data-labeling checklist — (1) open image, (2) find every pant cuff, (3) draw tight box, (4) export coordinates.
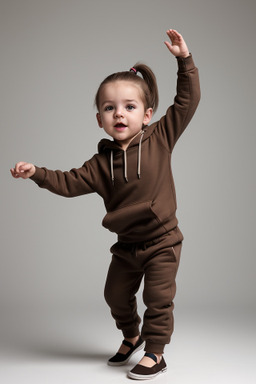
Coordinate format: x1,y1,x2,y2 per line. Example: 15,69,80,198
122,326,140,339
145,341,166,354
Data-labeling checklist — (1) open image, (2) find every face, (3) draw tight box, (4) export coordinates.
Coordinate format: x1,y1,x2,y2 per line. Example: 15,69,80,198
96,80,152,150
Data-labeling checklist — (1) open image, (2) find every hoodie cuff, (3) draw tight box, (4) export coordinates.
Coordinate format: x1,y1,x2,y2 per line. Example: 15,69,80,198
30,166,46,185
176,54,195,72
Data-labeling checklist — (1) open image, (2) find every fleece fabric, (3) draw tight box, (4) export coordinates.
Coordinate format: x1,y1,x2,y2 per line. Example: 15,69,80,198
30,54,200,244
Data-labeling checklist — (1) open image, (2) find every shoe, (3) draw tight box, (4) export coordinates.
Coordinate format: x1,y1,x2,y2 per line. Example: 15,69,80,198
128,353,167,380
108,336,145,366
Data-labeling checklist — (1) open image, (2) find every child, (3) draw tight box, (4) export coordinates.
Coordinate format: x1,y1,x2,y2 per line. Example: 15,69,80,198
11,29,200,380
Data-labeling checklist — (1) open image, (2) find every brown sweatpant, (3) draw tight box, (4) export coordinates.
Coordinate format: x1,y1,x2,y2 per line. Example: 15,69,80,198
104,232,182,354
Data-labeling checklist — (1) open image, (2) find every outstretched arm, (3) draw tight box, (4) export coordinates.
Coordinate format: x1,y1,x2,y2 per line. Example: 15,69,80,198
11,158,102,198
164,29,189,58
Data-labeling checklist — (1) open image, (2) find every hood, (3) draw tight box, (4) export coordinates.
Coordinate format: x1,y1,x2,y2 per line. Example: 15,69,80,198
97,127,153,184
97,125,153,154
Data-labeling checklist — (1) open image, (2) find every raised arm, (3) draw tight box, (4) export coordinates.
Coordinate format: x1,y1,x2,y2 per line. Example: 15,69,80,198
156,29,200,151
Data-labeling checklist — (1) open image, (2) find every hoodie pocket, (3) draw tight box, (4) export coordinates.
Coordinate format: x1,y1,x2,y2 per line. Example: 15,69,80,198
102,200,170,239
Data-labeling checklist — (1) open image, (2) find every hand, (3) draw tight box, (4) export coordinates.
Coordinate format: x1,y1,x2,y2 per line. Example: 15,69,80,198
10,162,36,179
164,29,189,58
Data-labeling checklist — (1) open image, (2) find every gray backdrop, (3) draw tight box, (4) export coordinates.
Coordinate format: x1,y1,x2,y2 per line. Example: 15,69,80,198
1,0,255,363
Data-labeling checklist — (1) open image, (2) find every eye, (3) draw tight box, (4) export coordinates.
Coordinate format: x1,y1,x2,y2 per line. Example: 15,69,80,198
104,105,113,111
126,105,135,111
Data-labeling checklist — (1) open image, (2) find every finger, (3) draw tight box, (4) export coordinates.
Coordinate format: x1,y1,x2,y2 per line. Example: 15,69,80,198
164,41,173,52
166,29,175,41
15,161,27,171
167,29,183,44
166,28,173,35
15,162,30,173
10,168,20,178
169,29,181,38
20,163,32,172
166,29,178,38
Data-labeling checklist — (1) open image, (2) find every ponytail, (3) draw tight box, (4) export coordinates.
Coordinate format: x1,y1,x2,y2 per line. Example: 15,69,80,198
130,63,159,113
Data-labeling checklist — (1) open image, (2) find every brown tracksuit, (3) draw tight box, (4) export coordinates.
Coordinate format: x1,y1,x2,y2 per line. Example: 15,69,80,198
30,54,200,353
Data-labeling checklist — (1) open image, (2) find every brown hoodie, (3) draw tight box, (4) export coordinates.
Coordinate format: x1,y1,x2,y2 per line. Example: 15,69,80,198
30,55,200,244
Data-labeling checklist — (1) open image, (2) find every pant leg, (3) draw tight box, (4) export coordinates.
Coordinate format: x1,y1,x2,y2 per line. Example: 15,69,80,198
141,239,182,354
104,242,144,338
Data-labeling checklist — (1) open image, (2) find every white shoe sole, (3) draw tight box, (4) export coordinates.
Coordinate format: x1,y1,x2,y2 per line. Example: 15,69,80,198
128,366,167,380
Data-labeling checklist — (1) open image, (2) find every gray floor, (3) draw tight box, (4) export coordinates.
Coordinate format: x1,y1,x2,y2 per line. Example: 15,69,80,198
0,306,255,384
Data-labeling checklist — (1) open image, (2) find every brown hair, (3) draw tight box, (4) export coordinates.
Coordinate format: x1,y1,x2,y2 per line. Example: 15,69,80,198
95,63,159,113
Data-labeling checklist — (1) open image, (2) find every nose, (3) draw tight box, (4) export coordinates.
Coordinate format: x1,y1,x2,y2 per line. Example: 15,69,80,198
115,106,124,118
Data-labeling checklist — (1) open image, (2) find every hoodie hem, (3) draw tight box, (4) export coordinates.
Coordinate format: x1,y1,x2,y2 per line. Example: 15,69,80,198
117,224,183,245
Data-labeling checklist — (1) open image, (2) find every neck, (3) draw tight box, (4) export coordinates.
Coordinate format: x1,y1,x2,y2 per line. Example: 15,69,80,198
117,130,143,151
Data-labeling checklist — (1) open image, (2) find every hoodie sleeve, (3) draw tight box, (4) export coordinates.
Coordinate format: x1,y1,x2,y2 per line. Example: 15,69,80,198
30,156,100,198
156,54,200,152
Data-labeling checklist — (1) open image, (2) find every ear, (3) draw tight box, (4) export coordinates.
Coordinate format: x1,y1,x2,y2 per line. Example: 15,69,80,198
143,108,153,126
96,113,103,128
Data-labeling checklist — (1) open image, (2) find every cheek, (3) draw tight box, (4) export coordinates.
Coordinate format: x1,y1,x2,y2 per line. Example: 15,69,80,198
102,114,110,123
100,114,113,128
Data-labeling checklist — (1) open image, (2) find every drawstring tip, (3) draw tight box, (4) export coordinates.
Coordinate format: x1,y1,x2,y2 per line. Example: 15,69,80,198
125,177,128,183
138,174,141,179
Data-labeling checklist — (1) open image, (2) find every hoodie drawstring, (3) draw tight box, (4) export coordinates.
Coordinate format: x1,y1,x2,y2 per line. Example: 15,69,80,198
110,130,145,184
110,150,114,185
124,150,128,182
137,131,144,179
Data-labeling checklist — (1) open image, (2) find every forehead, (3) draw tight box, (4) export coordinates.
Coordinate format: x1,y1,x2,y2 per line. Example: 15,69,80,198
100,80,144,104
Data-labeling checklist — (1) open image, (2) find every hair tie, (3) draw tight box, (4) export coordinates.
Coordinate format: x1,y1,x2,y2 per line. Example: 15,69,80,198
129,67,137,75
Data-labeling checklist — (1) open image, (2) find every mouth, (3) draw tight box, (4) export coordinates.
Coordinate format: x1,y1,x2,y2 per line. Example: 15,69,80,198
114,123,127,131
115,123,127,128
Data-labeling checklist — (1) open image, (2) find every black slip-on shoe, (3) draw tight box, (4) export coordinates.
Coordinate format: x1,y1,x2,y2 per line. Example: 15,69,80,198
108,336,145,366
128,352,167,380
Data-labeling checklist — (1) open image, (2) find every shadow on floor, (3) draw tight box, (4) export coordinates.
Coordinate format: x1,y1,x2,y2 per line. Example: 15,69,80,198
27,347,111,362
2,337,112,363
